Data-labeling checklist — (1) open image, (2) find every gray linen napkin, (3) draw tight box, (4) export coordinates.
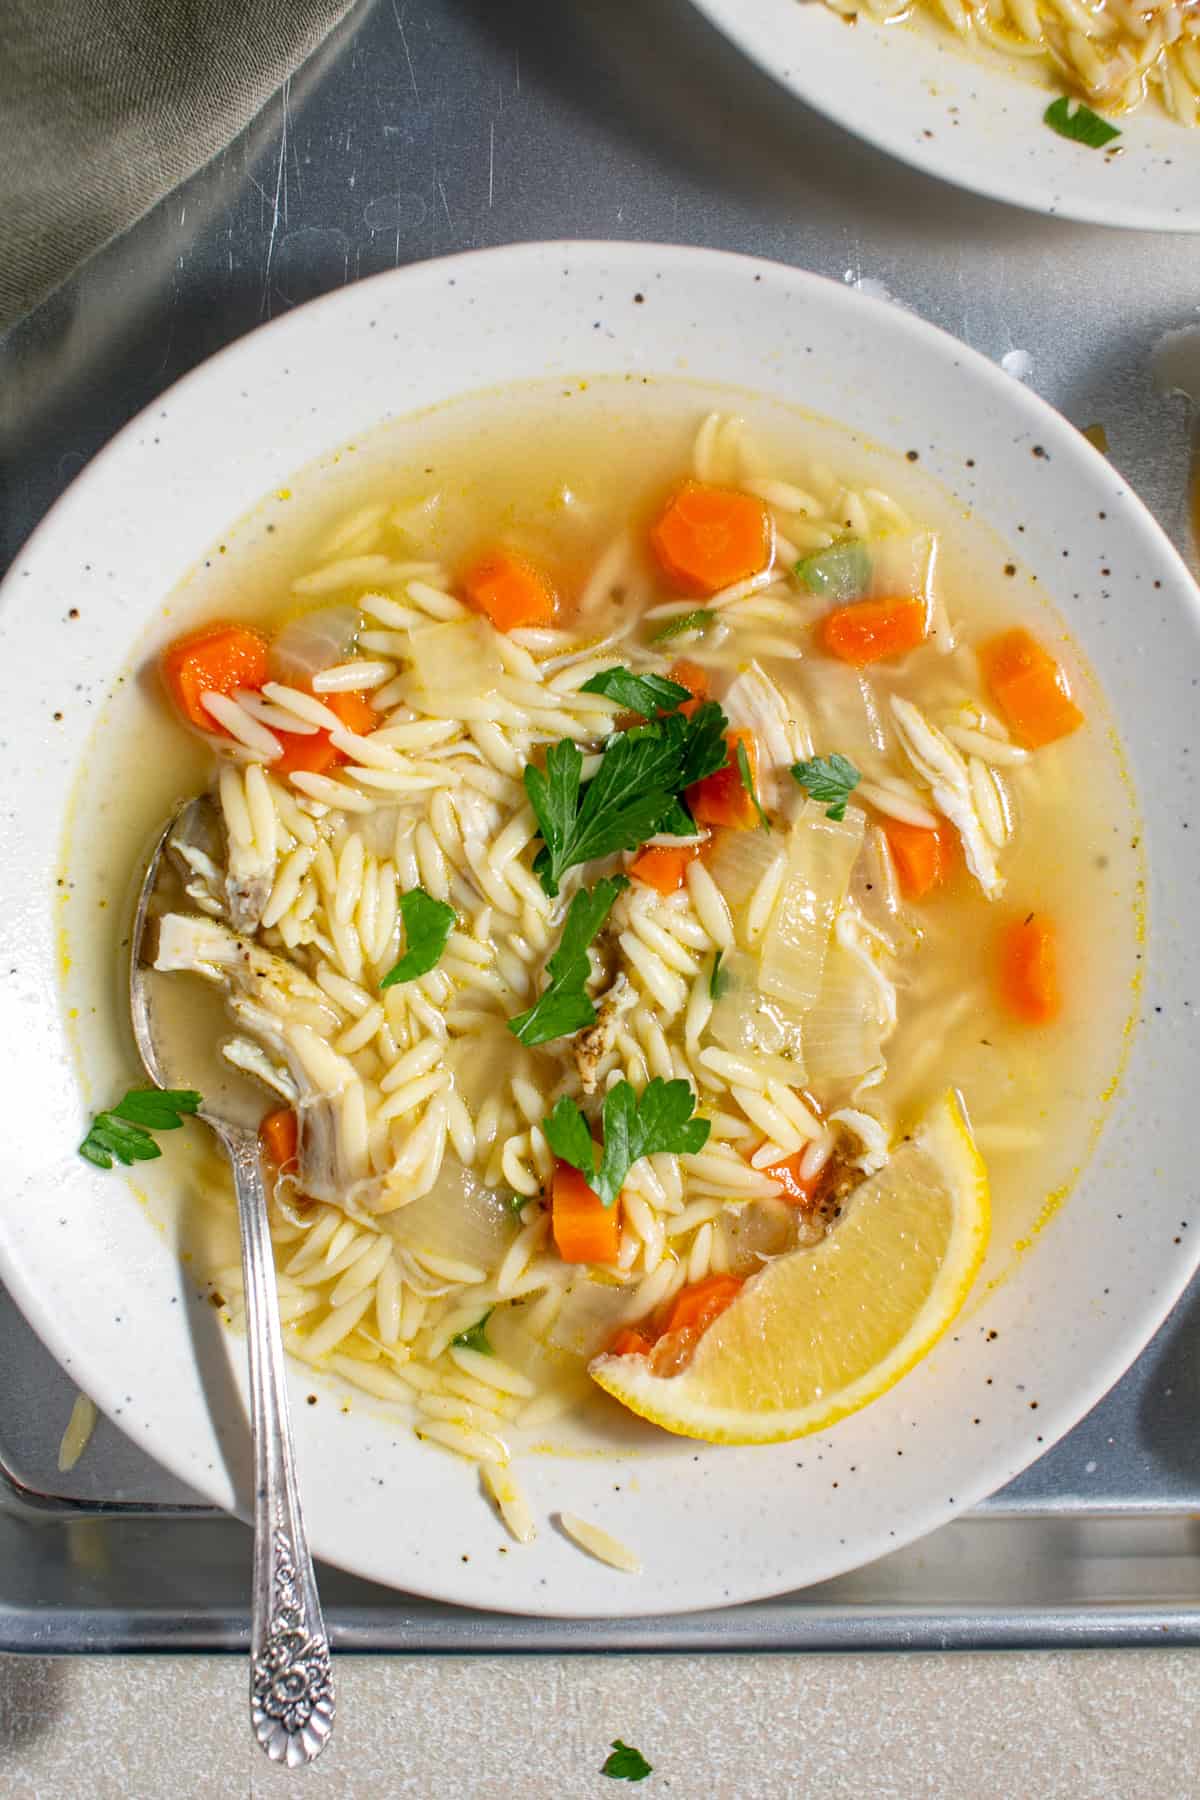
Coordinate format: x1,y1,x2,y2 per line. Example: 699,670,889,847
1,0,355,333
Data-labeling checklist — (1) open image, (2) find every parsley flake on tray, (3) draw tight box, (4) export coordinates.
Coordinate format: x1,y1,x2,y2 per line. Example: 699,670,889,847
602,1739,653,1782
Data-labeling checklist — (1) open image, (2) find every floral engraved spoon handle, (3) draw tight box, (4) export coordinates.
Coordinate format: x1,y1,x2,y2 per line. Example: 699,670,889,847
220,1122,335,1766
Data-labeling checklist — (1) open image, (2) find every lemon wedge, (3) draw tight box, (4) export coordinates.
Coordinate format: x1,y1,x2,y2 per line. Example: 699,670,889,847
590,1088,989,1444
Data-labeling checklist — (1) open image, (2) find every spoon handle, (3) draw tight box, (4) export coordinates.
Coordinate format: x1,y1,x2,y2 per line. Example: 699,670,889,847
217,1121,335,1767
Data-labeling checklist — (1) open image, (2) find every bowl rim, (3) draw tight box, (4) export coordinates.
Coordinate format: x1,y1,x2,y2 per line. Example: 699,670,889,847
3,239,1199,1615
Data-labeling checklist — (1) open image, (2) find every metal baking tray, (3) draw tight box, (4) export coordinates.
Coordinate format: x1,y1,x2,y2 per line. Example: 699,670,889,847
2,0,1199,1652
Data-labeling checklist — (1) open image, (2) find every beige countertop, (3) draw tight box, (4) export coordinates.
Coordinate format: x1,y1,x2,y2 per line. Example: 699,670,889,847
2,1648,1197,1797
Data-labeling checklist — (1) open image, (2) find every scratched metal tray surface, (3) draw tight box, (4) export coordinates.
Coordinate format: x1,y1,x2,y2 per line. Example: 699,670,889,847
2,0,1199,1652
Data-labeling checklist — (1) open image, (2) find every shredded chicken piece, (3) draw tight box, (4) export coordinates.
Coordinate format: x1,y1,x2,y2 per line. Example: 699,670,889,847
154,913,370,1202
834,902,898,1034
721,660,813,810
225,854,274,934
572,971,635,1095
889,695,1004,898
830,1106,891,1175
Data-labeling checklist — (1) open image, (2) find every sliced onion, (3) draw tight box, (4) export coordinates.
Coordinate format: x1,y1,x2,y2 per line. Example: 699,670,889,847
868,531,936,603
446,1027,525,1115
408,618,503,714
487,1302,595,1396
802,941,885,1085
801,660,892,778
380,1155,516,1267
546,1274,636,1357
269,605,362,686
704,824,781,924
719,1198,795,1273
759,801,865,1012
710,947,807,1082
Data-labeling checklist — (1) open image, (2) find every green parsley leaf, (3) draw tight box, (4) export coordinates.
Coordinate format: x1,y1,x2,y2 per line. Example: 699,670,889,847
709,949,727,1000
526,701,730,897
736,738,771,832
380,889,456,988
546,1078,710,1209
651,608,714,644
602,1740,653,1782
527,719,680,897
79,1087,201,1171
579,667,692,717
676,700,729,789
451,1311,494,1355
506,1191,529,1216
652,796,701,839
794,538,871,601
543,1093,599,1183
1043,96,1120,149
790,753,862,822
508,876,629,1047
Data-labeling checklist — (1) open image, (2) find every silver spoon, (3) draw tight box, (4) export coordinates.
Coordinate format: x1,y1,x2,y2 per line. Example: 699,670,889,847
130,798,334,1767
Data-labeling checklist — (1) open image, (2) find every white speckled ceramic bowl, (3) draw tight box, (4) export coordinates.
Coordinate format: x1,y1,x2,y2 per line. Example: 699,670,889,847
1,243,1198,1616
692,0,1200,232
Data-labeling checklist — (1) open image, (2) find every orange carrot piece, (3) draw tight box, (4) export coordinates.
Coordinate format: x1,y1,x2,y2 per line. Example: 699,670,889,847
272,689,377,778
668,657,709,719
161,623,270,732
821,597,928,667
609,1327,654,1358
650,481,772,597
998,915,1061,1025
687,729,759,830
462,548,557,631
551,1160,621,1264
260,1107,298,1168
979,628,1084,748
762,1148,829,1208
881,818,953,900
663,1273,744,1337
629,843,701,896
668,658,709,699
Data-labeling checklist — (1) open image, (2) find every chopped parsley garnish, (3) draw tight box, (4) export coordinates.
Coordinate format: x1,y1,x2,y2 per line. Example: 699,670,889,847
651,608,714,643
544,1077,710,1209
508,876,629,1047
451,1311,494,1355
1043,97,1120,149
676,701,728,789
525,706,728,897
709,949,727,1000
736,738,771,831
380,888,456,988
790,753,862,822
79,1087,202,1170
794,538,870,601
602,1740,653,1782
579,666,692,717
